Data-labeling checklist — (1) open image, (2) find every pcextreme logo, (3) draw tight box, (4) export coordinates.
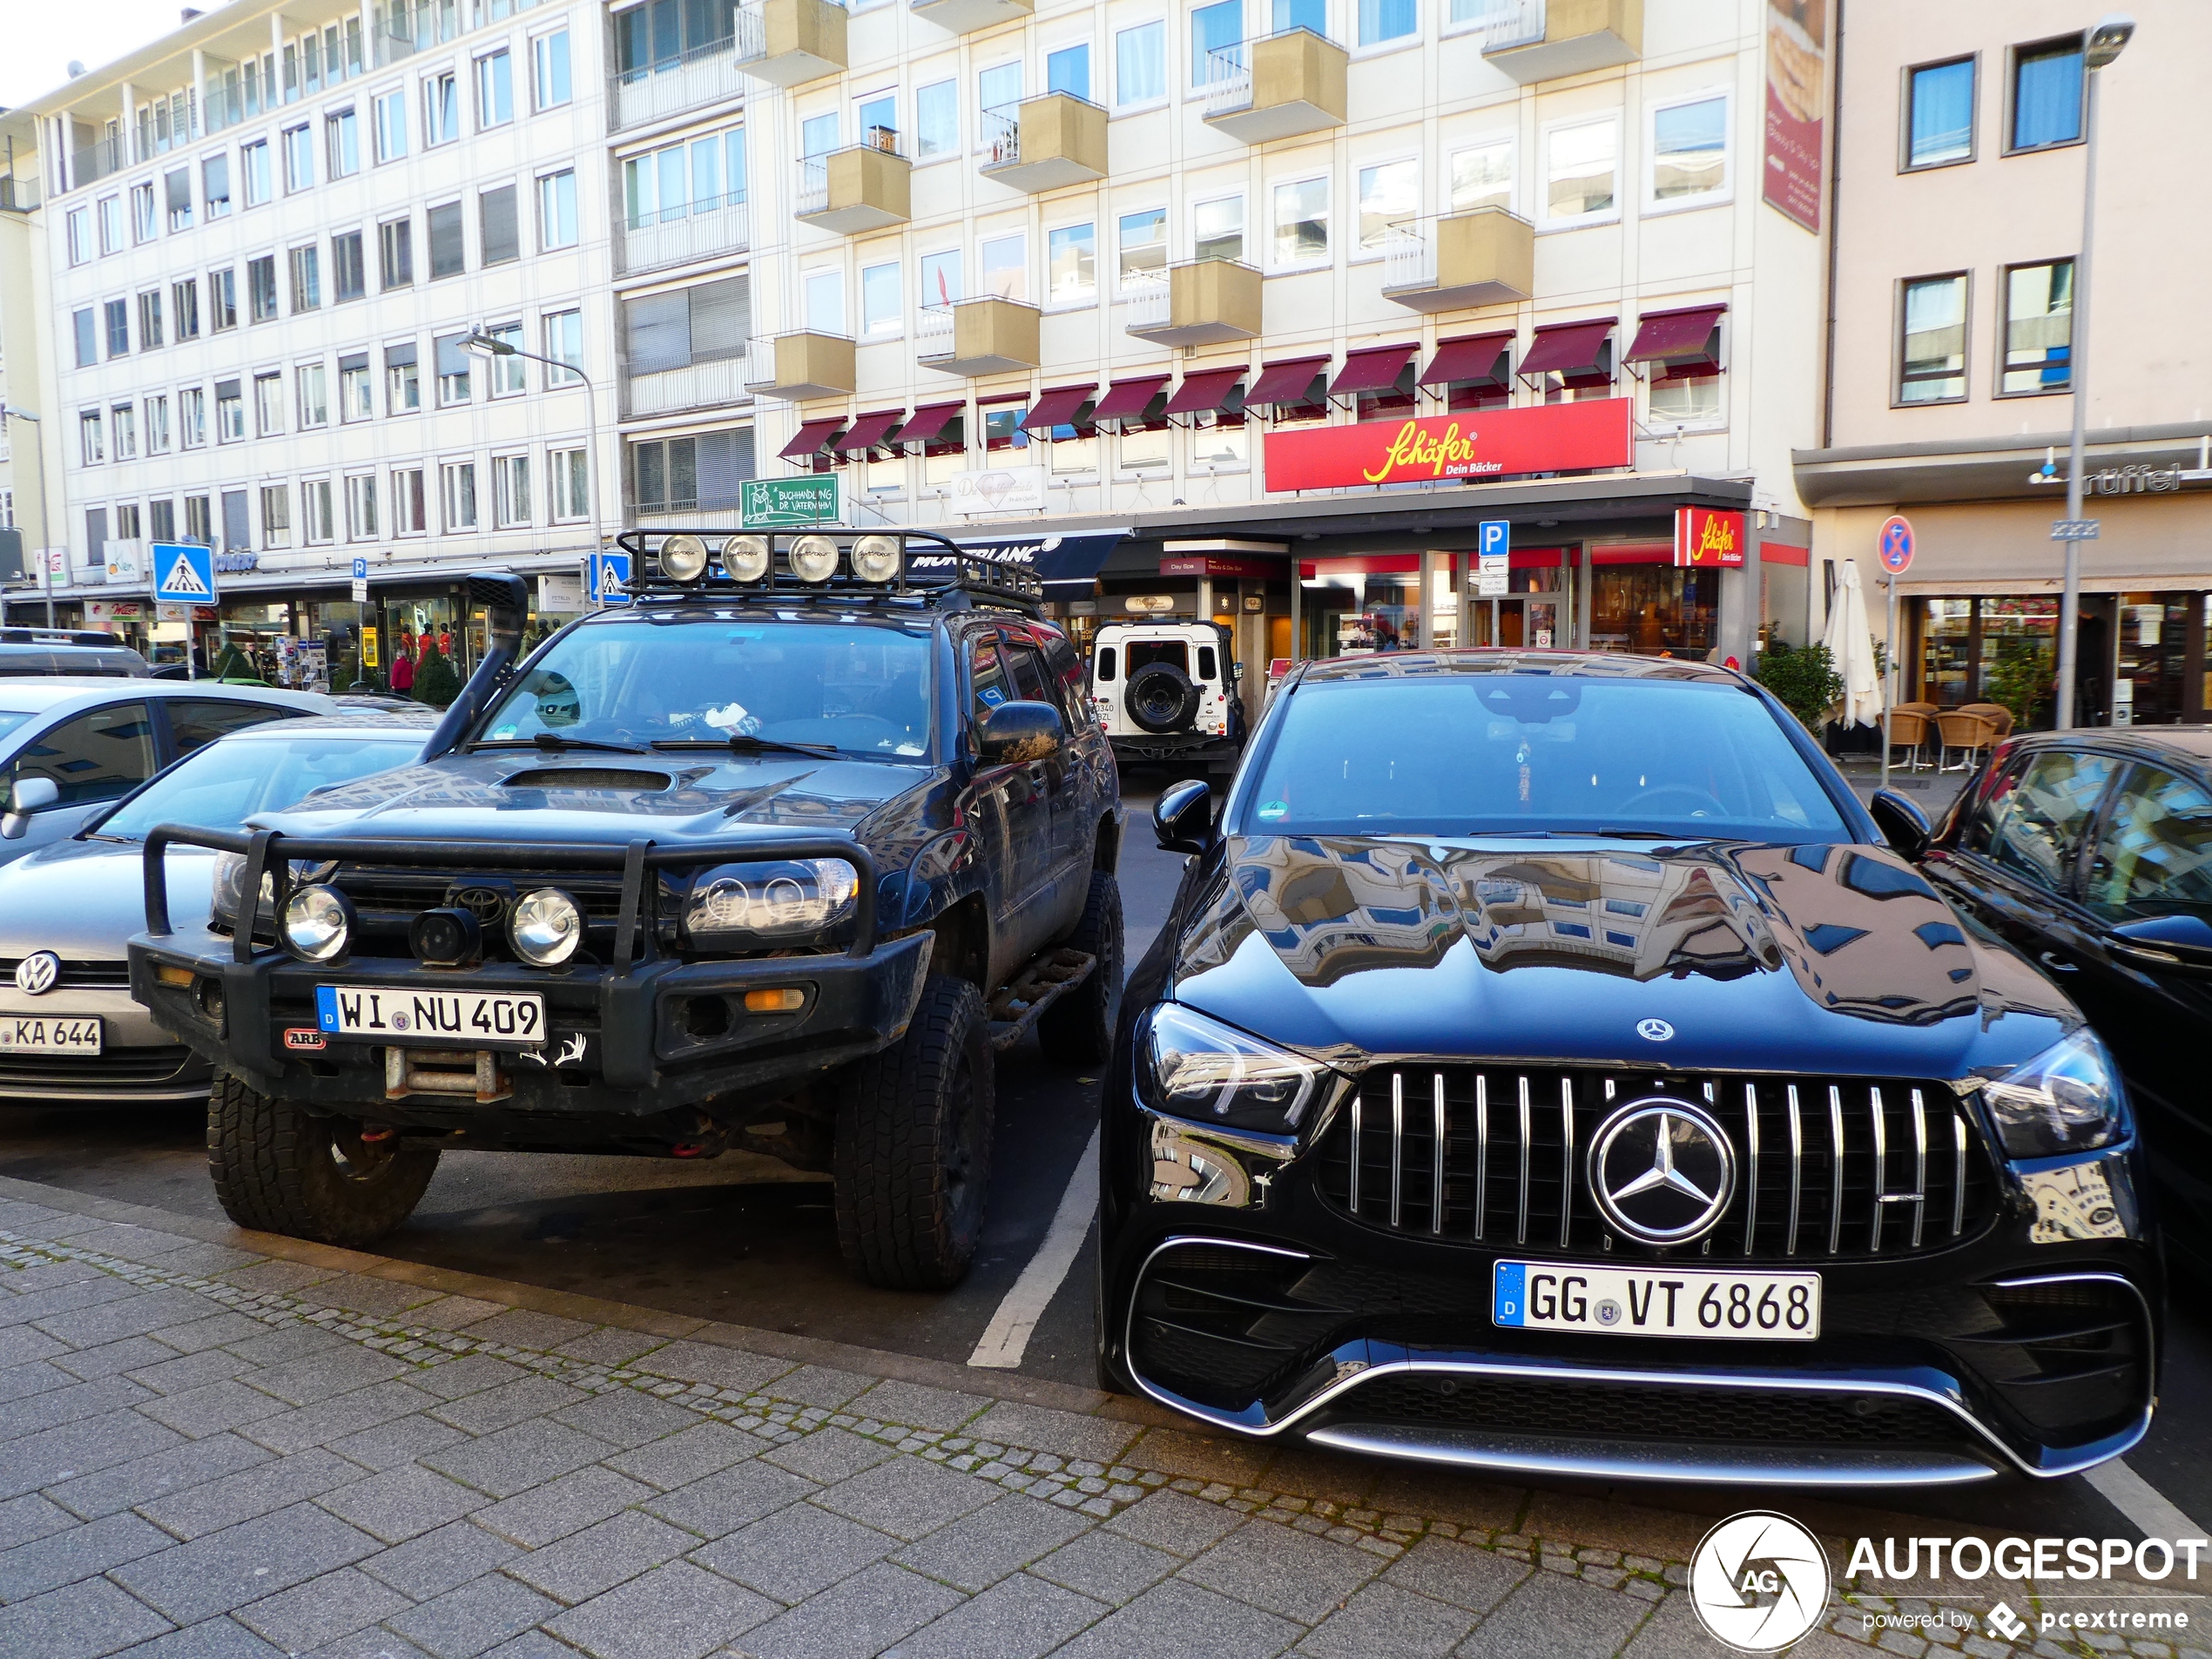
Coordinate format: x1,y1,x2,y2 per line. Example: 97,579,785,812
1689,1511,1831,1652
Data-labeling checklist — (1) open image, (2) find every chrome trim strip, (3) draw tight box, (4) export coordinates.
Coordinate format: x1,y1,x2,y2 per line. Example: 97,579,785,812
1390,1072,1405,1231
1348,1094,1362,1215
1870,1086,1887,1255
1827,1084,1845,1255
1431,1072,1446,1238
1743,1082,1760,1258
1515,1074,1531,1247
1911,1089,1928,1250
1786,1083,1802,1257
1952,1112,1967,1238
1558,1077,1574,1250
1304,1425,2000,1488
1473,1074,1488,1242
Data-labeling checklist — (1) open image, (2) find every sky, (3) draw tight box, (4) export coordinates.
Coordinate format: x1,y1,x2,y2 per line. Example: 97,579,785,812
1,0,192,111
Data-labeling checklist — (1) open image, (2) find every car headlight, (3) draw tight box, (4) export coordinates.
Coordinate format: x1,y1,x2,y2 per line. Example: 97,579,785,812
1141,1003,1332,1134
280,884,353,962
1979,1028,2129,1159
510,887,583,966
684,859,859,947
212,853,340,925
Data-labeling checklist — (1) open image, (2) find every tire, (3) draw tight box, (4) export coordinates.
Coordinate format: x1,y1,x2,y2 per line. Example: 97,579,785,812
206,1074,438,1247
1038,869,1123,1066
833,974,995,1291
1125,663,1198,735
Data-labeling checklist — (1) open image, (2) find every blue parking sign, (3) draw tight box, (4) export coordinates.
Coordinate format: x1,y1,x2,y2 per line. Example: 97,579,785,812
1478,520,1510,561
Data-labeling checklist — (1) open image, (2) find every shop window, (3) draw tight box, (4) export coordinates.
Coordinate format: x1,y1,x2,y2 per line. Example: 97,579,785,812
2000,260,2073,395
1898,273,1968,403
1590,562,1718,657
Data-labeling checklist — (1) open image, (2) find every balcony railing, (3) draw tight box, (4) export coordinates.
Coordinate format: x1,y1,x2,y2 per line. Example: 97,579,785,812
915,306,956,358
1457,0,1545,47
981,104,1021,167
1382,224,1435,293
612,33,742,129
1377,207,1534,310
617,198,751,276
71,138,125,192
1202,44,1252,118
734,0,846,87
625,352,753,419
1122,269,1170,334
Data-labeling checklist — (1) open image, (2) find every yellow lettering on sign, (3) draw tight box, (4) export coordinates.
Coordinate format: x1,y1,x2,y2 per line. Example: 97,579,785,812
1362,420,1480,484
1696,516,1737,560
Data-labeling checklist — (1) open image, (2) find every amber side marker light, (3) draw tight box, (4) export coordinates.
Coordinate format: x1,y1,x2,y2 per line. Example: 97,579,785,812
744,988,806,1013
155,965,194,988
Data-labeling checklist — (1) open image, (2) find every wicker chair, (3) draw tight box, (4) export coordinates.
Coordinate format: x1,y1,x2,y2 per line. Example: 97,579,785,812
1885,710,1932,772
1959,702,2015,742
1935,709,2000,772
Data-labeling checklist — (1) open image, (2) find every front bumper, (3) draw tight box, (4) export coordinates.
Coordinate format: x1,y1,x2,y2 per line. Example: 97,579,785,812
0,986,211,1103
1109,732,1239,762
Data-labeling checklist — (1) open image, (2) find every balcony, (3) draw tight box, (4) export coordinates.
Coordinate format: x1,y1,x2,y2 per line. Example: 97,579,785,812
978,95,1108,192
612,36,745,129
617,199,752,277
1480,0,1641,83
1379,209,1534,313
795,143,910,233
1202,29,1346,145
735,0,846,89
745,332,855,401
915,299,1041,378
911,0,1031,36
70,136,125,192
1123,259,1262,347
625,353,754,419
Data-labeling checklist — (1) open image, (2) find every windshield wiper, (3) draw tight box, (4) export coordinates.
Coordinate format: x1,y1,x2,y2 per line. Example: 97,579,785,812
650,735,840,758
469,733,649,756
1595,827,1689,840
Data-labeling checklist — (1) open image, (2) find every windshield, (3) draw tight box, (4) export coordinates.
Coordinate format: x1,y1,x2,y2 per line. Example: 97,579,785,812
477,618,934,758
97,732,426,840
1239,675,1851,842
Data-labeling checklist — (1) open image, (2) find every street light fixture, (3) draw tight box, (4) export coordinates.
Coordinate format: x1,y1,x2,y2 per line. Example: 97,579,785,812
0,404,55,628
2054,13,2134,730
459,330,606,589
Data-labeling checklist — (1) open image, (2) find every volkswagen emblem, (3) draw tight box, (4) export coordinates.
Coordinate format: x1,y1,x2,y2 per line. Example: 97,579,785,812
1588,1097,1737,1246
12,953,59,997
1636,1018,1674,1042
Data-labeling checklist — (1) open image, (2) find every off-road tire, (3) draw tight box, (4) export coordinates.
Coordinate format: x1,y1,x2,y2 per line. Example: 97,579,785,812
206,1074,439,1247
1039,869,1123,1065
833,974,995,1290
1125,663,1199,734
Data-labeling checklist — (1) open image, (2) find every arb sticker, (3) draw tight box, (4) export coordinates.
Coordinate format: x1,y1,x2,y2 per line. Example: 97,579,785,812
284,1028,328,1052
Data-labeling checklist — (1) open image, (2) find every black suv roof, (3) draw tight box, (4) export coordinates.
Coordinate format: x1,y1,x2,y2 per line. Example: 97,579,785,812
2006,724,2212,765
1292,649,1740,685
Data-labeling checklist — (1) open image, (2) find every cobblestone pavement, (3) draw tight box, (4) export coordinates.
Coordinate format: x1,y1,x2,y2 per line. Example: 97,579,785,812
0,1175,2200,1659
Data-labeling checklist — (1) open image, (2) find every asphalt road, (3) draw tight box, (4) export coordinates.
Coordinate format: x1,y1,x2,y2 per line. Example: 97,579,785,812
3,768,2206,1554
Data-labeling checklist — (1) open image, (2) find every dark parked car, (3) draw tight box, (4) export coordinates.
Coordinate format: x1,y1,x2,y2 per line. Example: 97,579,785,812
1920,725,2212,1276
0,629,150,678
131,540,1123,1291
1098,650,2155,1487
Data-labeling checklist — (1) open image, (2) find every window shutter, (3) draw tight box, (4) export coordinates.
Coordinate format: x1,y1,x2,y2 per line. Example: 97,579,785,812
688,277,750,362
624,292,691,374
215,376,241,400
479,185,519,265
428,201,465,278
165,168,191,213
695,427,753,509
381,341,416,371
220,489,249,552
434,333,469,378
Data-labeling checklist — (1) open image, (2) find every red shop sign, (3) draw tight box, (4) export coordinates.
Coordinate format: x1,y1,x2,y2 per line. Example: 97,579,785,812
1674,505,1746,568
1160,556,1275,577
1263,400,1633,491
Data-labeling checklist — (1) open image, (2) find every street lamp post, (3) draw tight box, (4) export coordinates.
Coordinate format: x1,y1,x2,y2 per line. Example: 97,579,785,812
0,404,55,628
2054,13,2135,731
459,330,607,577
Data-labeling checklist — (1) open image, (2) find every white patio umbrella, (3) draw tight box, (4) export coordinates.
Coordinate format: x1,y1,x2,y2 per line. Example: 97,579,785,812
1822,556,1884,729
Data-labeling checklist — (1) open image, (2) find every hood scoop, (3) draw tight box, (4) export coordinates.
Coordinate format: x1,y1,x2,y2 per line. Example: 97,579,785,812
499,766,675,792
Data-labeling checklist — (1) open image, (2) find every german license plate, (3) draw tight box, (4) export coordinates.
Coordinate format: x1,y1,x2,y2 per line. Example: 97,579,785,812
1494,1261,1821,1341
314,985,546,1048
0,1015,103,1054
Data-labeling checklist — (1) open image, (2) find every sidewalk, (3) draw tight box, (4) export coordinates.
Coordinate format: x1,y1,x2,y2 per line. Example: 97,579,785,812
0,1174,2189,1659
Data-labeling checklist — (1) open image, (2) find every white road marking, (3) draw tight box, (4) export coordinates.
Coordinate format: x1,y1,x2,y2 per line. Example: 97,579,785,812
968,1123,1101,1370
2082,1458,2210,1541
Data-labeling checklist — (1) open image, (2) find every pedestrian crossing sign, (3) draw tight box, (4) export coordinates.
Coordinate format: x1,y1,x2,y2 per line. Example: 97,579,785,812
152,542,218,604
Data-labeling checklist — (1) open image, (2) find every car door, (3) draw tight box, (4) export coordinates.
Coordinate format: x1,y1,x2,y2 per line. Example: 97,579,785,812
1929,745,2120,980
2,699,160,860
1002,629,1087,935
967,631,1054,968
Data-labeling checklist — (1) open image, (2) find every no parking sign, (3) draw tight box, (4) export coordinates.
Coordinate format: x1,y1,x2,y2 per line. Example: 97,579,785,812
1877,516,1915,577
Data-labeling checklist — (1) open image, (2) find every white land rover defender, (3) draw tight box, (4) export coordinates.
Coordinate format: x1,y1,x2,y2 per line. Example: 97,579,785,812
1087,619,1245,772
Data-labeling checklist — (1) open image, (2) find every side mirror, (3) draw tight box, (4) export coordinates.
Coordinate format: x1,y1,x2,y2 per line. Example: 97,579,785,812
1154,778,1215,855
467,570,530,653
2108,914,2212,972
1868,787,1931,862
979,699,1065,765
0,775,58,840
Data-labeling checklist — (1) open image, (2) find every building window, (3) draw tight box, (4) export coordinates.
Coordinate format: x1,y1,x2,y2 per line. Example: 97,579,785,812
1046,43,1090,100
543,309,584,385
624,127,746,228
113,503,142,541
1116,21,1164,106
1359,0,1416,48
475,48,513,128
380,217,413,287
260,484,290,548
1047,224,1096,304
71,308,98,368
803,269,844,334
1193,194,1243,263
209,266,238,330
164,168,192,233
98,194,125,253
298,361,330,428
1116,209,1165,291
494,455,531,526
137,288,165,349
374,87,408,161
1545,117,1618,225
301,478,334,544
550,448,588,522
426,71,460,145
624,277,748,377
537,169,578,250
179,387,206,448
2010,37,2083,152
1271,177,1328,267
105,300,131,358
147,501,174,542
631,429,754,513
848,262,896,337
327,107,361,178
392,468,427,535
386,342,421,411
1191,0,1239,89
216,380,245,442
441,461,478,530
480,185,520,265
247,254,280,322
1905,57,1975,168
288,243,321,311
345,473,379,540
78,411,104,465
132,181,157,242
333,231,367,302
614,0,732,73
185,495,212,545
533,30,571,110
976,62,1021,138
2000,259,2074,395
203,154,232,219
435,333,471,405
1650,92,1728,205
1355,159,1417,252
172,278,200,339
428,200,466,279
1649,369,1722,426
341,354,374,421
66,206,91,265
1450,137,1512,212
255,372,286,435
111,403,138,460
282,123,314,191
915,79,957,159
487,322,527,396
1898,273,1970,404
146,395,172,454
981,233,1026,300
242,139,272,206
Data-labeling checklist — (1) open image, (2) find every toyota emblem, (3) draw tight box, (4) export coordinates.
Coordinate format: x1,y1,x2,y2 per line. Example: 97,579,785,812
448,887,509,927
12,952,59,997
1588,1098,1737,1246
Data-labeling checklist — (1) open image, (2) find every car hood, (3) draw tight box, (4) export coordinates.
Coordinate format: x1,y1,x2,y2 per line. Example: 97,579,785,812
247,749,940,847
0,837,219,961
1168,835,2075,1079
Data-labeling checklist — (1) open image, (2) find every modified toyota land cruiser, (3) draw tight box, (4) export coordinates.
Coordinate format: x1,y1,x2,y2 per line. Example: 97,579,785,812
1088,619,1245,773
128,532,1124,1290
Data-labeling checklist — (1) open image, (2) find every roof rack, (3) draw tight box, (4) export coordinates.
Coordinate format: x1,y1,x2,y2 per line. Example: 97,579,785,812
612,527,1043,616
0,628,128,649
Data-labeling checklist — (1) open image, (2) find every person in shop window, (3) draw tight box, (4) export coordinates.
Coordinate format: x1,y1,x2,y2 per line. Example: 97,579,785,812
390,640,415,694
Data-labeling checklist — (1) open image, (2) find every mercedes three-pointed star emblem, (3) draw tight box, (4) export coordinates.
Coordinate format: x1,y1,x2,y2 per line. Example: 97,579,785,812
1587,1098,1737,1245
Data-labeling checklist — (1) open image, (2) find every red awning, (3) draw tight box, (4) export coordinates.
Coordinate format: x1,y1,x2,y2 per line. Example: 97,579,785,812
1420,331,1514,388
1518,319,1616,379
1019,385,1098,434
1163,367,1247,419
1625,306,1724,368
1244,356,1329,409
1091,374,1170,425
896,402,964,446
832,410,905,453
1328,343,1417,397
779,416,846,461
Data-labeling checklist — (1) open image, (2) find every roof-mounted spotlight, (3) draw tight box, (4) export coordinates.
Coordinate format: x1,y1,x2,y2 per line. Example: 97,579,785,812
658,534,710,583
722,534,772,583
851,535,902,584
789,535,840,583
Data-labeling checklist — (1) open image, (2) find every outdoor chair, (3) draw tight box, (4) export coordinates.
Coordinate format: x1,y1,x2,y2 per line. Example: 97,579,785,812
1935,710,2000,772
1885,710,1932,772
1959,702,2016,742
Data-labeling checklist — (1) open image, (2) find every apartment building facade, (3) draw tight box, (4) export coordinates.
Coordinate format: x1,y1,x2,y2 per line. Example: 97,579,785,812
1798,1,2212,727
2,0,616,671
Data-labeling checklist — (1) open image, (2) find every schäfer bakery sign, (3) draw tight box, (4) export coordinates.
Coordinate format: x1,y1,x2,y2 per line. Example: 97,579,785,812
1262,399,1633,491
